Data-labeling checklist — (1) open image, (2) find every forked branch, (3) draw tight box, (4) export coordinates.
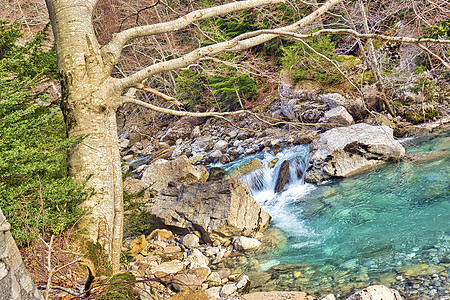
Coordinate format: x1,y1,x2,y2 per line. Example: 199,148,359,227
114,0,345,90
101,0,285,69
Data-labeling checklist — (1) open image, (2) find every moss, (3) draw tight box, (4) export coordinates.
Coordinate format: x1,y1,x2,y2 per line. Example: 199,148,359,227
81,241,112,276
99,272,138,300
406,108,441,124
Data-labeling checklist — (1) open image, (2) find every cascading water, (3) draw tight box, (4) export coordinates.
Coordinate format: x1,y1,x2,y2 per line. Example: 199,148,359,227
218,133,450,299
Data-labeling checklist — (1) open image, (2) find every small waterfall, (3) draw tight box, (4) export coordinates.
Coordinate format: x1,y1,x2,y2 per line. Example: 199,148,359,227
239,145,311,196
221,145,317,241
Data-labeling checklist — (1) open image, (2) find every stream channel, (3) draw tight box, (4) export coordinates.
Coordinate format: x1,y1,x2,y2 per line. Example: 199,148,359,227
215,132,449,298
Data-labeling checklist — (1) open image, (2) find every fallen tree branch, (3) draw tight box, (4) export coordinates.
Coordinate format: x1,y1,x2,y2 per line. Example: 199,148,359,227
417,44,450,70
122,96,342,128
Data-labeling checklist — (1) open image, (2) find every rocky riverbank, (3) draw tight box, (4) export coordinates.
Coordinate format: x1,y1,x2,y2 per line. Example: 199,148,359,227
117,81,449,299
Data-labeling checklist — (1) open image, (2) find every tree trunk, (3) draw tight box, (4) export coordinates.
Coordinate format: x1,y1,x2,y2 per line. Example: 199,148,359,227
0,208,44,300
46,0,123,273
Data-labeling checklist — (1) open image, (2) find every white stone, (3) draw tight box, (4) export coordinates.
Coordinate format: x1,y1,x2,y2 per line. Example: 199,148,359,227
220,283,238,297
233,236,261,251
205,246,220,257
347,285,403,300
150,260,183,275
181,234,200,248
205,287,221,299
184,248,209,268
320,105,354,125
207,272,222,286
236,275,249,289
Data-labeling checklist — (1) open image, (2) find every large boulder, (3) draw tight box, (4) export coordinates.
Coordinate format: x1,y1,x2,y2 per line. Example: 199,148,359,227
306,124,405,183
346,285,403,300
149,179,271,244
141,155,208,192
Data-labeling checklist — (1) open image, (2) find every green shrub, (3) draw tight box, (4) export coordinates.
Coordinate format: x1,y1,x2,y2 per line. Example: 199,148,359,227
175,66,260,111
0,21,90,246
281,35,347,85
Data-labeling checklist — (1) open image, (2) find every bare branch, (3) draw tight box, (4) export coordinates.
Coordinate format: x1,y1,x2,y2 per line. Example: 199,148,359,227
114,0,345,90
229,0,345,51
101,0,285,69
122,96,246,117
257,28,450,45
136,84,182,105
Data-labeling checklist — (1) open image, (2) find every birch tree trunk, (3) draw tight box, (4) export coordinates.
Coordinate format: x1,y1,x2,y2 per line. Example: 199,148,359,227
45,0,124,272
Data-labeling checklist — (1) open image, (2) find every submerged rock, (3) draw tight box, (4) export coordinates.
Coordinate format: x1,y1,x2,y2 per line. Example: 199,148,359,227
306,124,405,183
242,291,312,300
346,285,403,300
150,179,271,244
225,158,264,180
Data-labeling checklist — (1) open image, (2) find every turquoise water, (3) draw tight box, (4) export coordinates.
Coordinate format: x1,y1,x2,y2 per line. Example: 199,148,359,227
224,133,450,297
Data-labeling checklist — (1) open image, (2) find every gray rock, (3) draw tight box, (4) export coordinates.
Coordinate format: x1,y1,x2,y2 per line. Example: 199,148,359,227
207,272,222,286
181,234,200,248
306,124,405,183
214,140,228,151
184,249,209,269
320,105,354,126
205,286,221,298
236,275,250,289
171,273,202,291
118,138,130,149
274,160,290,193
149,260,184,275
141,155,208,192
150,179,270,244
319,93,365,120
346,285,403,300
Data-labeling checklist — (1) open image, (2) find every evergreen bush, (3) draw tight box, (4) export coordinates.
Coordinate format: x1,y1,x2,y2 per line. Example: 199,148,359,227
0,21,91,246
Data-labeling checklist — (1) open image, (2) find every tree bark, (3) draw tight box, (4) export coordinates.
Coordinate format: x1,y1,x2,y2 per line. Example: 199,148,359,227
46,0,124,273
0,208,44,300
